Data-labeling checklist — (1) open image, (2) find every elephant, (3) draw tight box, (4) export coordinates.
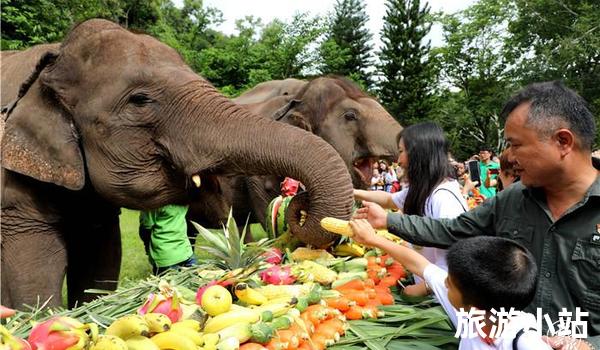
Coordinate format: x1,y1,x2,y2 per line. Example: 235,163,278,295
187,76,402,237
0,19,354,309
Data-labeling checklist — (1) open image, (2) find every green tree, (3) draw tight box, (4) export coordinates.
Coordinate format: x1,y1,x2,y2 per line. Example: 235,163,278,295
1,0,123,49
428,0,515,159
377,0,434,125
507,0,600,148
320,0,373,88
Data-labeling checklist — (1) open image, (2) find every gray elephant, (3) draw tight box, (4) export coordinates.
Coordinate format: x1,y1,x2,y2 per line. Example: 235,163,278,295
0,19,354,309
187,77,402,243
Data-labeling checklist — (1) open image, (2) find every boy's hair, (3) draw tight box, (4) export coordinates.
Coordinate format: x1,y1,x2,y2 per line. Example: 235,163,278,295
447,236,538,311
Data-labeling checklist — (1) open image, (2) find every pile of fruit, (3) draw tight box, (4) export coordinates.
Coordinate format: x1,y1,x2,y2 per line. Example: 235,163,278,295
1,214,457,350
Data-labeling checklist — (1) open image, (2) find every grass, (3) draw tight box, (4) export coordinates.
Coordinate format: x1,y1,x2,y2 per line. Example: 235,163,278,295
119,208,152,282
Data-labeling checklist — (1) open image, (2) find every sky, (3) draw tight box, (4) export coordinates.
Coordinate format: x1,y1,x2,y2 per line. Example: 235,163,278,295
195,0,478,49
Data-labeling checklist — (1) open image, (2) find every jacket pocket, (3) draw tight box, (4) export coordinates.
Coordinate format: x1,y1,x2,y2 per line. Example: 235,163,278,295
570,239,600,292
498,218,534,244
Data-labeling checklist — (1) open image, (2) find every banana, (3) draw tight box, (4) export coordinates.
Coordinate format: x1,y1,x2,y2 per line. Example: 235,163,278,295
105,315,150,339
151,331,196,350
143,313,172,333
254,301,295,318
216,336,239,350
203,309,260,333
170,323,204,346
89,335,128,350
202,333,220,348
125,335,160,350
234,283,267,305
172,319,201,332
334,242,366,257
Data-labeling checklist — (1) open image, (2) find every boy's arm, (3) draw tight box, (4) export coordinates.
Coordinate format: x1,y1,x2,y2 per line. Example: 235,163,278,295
349,219,429,278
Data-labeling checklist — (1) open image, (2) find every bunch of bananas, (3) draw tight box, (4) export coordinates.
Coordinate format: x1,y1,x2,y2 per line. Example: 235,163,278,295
89,313,205,350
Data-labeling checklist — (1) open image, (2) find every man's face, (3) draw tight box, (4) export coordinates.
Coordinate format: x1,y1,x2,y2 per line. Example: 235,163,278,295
479,150,491,162
504,103,560,187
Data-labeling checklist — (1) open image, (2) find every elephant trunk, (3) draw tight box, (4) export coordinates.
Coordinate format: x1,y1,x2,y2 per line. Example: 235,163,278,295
178,83,354,247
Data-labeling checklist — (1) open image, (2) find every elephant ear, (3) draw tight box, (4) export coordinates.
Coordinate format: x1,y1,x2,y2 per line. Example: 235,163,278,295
1,55,85,190
273,99,312,132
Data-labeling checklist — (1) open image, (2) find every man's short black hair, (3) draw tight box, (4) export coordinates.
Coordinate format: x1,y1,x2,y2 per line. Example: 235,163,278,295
447,236,538,311
500,81,596,151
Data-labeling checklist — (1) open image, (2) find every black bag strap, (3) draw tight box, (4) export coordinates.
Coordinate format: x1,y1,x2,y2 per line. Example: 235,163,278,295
429,187,468,214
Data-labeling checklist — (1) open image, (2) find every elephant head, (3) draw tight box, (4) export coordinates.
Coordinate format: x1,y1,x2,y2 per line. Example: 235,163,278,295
0,19,353,308
239,77,403,189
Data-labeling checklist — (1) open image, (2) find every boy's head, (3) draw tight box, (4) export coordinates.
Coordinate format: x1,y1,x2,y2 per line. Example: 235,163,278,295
446,236,538,312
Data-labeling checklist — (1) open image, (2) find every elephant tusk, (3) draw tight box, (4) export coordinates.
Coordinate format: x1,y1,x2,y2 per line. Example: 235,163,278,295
192,174,201,188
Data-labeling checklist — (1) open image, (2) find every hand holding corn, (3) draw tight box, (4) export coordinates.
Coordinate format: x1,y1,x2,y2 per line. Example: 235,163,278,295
320,217,403,245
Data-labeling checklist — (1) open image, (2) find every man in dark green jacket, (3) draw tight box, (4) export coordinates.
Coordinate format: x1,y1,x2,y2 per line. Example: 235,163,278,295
355,81,599,350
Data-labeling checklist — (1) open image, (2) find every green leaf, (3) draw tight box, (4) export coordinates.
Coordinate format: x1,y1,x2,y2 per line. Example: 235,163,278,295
191,221,229,253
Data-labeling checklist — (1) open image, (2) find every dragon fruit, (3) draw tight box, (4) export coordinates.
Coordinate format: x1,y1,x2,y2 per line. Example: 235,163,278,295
138,293,182,323
261,248,283,264
28,316,95,350
260,265,296,285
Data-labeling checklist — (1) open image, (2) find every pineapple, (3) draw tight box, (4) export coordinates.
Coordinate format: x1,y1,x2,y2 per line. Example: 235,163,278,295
191,209,272,273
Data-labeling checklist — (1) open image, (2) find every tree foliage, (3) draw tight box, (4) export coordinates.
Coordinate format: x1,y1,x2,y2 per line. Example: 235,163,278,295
320,0,373,88
2,0,598,154
377,0,435,125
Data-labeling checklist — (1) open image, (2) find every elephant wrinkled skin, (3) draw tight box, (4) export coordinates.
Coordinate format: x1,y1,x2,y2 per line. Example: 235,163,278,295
0,19,353,309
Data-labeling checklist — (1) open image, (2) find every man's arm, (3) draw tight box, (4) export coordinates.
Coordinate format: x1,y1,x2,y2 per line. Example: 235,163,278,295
387,195,499,248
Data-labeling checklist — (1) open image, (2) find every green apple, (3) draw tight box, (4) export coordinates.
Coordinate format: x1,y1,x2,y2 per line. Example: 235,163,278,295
200,285,232,316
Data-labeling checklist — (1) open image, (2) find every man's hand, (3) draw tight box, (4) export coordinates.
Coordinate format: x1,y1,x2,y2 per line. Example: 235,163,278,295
352,200,388,229
542,336,592,350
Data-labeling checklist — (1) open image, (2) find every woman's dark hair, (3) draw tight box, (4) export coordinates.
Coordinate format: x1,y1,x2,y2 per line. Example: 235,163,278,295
396,122,455,216
447,236,538,311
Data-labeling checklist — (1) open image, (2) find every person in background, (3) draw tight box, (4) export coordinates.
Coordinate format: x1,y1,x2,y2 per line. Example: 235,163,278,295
139,204,197,275
488,149,520,192
355,122,467,297
478,146,501,198
355,81,600,349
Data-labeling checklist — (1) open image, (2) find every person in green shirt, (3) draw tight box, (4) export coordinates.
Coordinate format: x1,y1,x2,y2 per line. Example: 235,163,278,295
139,204,196,275
354,81,599,350
478,146,501,198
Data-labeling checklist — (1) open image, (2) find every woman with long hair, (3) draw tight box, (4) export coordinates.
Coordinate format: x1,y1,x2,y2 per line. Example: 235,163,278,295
354,122,467,296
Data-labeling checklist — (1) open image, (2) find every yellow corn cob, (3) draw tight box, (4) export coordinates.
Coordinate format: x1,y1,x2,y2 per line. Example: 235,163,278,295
290,247,334,261
321,217,405,245
292,261,337,285
255,284,312,300
320,217,353,237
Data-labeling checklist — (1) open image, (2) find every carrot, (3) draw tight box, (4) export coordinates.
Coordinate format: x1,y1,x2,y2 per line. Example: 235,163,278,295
364,278,376,288
266,338,289,350
276,330,299,350
297,342,316,350
340,290,369,306
376,290,394,305
333,279,365,291
344,305,364,320
240,343,268,350
366,256,380,267
365,288,377,300
324,297,354,312
363,304,379,319
289,322,310,341
378,275,398,288
310,334,334,350
319,318,345,336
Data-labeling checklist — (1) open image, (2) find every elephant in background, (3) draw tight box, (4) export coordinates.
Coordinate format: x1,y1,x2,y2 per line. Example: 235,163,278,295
188,77,402,236
1,19,353,309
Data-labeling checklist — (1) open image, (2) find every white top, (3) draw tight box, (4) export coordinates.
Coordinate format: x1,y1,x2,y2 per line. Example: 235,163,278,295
392,180,467,271
423,264,552,350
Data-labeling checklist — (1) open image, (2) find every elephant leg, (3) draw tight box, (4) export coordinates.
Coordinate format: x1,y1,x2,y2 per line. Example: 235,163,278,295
66,214,121,308
1,218,67,309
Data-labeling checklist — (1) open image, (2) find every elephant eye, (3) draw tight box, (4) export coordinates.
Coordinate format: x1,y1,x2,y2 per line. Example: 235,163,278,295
343,111,358,121
128,93,154,106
